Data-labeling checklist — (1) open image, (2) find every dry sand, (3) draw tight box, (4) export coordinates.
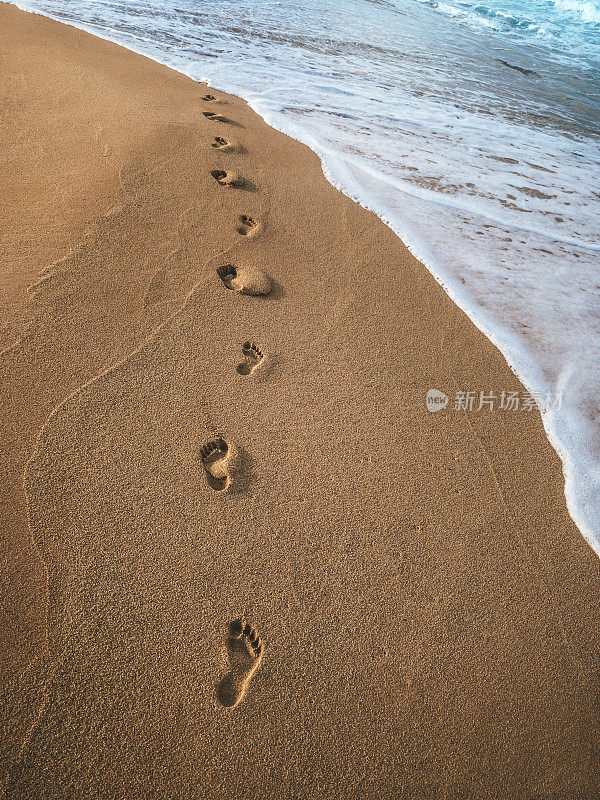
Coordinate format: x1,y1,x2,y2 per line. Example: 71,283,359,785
1,4,600,798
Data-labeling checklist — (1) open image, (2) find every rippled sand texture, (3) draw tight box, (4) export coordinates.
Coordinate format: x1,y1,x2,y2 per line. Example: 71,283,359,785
1,6,600,799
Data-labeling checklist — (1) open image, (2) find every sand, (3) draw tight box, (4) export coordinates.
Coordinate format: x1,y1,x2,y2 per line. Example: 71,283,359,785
1,4,600,798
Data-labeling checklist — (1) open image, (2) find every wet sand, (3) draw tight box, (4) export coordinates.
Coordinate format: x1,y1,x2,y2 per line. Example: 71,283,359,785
1,4,600,798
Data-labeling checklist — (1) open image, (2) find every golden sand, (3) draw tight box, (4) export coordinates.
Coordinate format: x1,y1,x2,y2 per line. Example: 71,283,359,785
1,5,600,797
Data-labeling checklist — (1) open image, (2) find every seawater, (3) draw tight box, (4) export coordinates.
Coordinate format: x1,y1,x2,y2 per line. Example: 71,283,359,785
6,0,600,553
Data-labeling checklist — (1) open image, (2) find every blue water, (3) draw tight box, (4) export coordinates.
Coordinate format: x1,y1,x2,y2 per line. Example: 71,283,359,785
5,0,600,552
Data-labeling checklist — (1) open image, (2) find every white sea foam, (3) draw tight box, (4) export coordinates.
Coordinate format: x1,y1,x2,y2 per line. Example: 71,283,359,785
4,0,600,554
550,0,600,23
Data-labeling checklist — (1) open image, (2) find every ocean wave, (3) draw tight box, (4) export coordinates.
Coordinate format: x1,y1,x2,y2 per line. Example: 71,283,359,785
415,0,547,40
416,0,598,50
548,0,600,23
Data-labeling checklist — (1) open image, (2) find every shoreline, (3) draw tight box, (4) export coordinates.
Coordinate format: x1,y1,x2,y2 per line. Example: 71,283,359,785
3,0,600,556
2,4,600,797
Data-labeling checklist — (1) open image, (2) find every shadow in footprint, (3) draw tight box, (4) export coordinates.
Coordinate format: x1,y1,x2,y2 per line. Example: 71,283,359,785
203,111,226,122
200,437,233,492
216,618,264,709
236,342,264,376
236,215,261,237
216,264,236,291
210,169,241,188
202,93,217,101
199,438,253,494
203,111,243,128
211,169,256,191
211,137,245,154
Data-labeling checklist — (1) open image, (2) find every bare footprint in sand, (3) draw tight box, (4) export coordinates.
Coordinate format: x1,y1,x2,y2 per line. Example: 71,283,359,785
216,618,264,709
236,342,265,376
202,93,217,101
216,264,272,296
236,215,260,237
200,437,237,492
211,169,241,188
211,136,240,153
203,111,227,122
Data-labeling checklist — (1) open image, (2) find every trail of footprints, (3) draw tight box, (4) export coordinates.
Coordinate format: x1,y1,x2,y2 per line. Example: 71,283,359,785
201,90,270,707
26,87,269,719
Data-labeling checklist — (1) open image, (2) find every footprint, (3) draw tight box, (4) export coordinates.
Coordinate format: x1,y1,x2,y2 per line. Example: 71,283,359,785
216,618,264,709
202,93,217,101
211,136,243,154
236,342,264,376
236,215,260,237
210,169,240,188
216,264,236,291
216,264,272,296
200,437,237,492
203,111,227,122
